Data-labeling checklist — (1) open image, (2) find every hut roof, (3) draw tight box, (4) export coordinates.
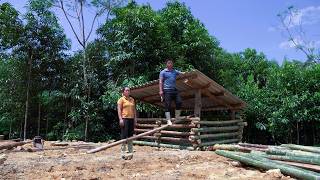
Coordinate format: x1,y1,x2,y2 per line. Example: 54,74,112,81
130,70,246,111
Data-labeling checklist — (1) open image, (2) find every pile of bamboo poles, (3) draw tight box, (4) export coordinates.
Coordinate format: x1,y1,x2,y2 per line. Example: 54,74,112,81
213,143,320,179
189,119,245,149
133,117,245,150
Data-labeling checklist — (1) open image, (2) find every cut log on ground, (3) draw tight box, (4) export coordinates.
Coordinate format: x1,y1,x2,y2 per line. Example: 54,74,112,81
0,140,32,150
216,150,320,180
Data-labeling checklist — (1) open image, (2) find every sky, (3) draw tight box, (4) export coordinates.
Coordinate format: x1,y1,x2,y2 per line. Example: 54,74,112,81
2,0,320,64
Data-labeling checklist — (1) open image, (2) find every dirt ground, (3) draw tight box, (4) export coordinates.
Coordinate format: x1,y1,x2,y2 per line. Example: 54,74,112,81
0,141,294,180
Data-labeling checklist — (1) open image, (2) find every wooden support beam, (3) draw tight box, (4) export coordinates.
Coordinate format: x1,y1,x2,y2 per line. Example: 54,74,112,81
202,90,233,109
194,89,202,118
135,128,191,136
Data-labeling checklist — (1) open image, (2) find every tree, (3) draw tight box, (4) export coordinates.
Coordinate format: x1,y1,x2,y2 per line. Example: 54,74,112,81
278,6,320,64
53,0,126,141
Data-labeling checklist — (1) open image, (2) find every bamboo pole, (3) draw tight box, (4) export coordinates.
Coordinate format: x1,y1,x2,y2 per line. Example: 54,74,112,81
274,160,320,172
133,140,194,150
193,120,243,125
216,150,320,180
265,154,320,166
199,138,239,147
135,129,191,136
190,132,241,140
267,149,320,158
212,144,267,152
87,118,190,153
136,117,199,122
281,144,320,154
239,143,270,149
139,136,190,143
191,126,239,133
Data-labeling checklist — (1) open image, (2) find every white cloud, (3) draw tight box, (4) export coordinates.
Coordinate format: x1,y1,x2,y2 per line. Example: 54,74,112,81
284,6,320,28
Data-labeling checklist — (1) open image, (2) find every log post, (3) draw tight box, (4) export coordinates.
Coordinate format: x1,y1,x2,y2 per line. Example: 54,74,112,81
194,89,202,118
155,120,162,149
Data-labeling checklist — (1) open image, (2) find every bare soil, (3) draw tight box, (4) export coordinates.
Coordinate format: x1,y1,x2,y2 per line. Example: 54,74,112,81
0,141,294,180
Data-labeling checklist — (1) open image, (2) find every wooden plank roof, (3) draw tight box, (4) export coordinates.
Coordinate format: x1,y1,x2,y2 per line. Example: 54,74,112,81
130,70,246,111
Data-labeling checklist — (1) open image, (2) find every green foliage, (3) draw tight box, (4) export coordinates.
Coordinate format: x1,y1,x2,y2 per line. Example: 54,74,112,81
0,1,319,146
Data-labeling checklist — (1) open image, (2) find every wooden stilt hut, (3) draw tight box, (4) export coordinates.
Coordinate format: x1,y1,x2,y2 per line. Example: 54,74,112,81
130,70,246,150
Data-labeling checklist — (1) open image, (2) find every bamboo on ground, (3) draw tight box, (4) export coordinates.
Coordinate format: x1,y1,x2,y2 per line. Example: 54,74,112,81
239,143,270,149
274,160,320,172
281,144,320,154
212,144,267,152
199,139,239,147
216,150,320,180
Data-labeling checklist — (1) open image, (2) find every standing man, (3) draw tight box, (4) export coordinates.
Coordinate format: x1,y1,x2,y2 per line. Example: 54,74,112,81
159,59,183,125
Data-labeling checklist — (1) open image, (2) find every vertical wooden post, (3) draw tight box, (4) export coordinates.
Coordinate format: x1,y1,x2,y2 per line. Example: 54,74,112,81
230,110,236,120
194,89,202,150
194,89,202,118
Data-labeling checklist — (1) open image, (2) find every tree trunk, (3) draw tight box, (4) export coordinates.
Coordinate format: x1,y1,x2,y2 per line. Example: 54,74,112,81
37,103,41,136
297,121,300,145
63,97,67,139
24,53,33,140
46,118,48,139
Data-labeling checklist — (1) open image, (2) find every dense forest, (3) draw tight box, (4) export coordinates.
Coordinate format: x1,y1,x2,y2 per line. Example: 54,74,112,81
0,0,319,145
